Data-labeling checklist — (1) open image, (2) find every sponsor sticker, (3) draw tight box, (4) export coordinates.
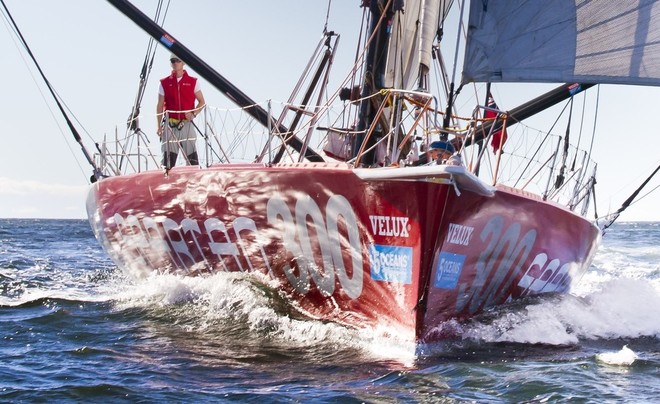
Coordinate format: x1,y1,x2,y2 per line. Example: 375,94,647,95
160,34,175,47
368,244,413,284
434,251,466,289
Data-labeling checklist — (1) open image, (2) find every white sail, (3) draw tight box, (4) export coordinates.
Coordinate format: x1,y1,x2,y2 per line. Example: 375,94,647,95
462,0,660,86
384,0,444,89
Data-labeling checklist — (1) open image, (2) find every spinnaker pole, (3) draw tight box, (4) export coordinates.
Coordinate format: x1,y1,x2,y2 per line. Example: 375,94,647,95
601,163,660,231
105,0,324,162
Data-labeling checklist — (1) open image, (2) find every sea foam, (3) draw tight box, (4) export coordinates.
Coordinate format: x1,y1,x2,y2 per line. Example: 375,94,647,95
595,345,638,366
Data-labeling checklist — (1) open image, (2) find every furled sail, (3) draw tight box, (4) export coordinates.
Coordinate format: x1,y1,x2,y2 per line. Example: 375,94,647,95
384,0,448,89
462,0,660,86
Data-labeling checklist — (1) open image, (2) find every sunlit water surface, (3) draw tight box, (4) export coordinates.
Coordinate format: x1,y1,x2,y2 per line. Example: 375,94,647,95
1,219,658,402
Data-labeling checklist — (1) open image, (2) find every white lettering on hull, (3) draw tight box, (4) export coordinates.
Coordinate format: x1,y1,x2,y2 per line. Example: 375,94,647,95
445,223,474,246
108,193,364,299
517,253,578,295
452,216,581,314
455,216,536,314
368,215,410,238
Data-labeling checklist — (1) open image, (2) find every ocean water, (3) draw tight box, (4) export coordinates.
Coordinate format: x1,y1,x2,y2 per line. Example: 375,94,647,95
0,219,658,402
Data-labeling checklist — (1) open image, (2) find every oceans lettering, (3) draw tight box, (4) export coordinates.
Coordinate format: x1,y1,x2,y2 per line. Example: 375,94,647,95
438,257,462,276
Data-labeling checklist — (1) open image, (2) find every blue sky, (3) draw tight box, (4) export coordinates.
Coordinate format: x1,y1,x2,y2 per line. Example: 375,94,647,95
1,0,659,221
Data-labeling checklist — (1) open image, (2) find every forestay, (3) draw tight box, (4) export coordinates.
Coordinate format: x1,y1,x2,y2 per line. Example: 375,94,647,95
462,0,660,86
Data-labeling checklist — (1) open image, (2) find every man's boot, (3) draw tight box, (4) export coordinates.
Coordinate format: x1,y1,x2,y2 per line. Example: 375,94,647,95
162,152,178,169
187,152,199,166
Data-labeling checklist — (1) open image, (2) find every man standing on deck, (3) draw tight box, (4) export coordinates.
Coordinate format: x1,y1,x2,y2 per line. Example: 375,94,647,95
156,53,206,169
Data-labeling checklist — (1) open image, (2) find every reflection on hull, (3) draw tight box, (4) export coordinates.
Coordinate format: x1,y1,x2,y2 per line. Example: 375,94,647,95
86,163,601,343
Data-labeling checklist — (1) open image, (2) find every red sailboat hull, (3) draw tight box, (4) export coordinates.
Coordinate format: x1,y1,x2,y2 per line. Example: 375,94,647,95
86,163,600,342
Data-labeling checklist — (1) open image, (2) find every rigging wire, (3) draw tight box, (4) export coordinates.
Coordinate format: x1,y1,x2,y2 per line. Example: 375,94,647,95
578,84,600,218
585,85,599,169
552,97,573,191
323,0,332,34
512,100,571,188
129,0,170,123
118,0,170,173
2,5,106,149
0,11,90,181
342,3,369,132
632,180,660,204
0,0,102,181
601,162,660,231
568,84,601,217
0,5,86,177
571,89,587,171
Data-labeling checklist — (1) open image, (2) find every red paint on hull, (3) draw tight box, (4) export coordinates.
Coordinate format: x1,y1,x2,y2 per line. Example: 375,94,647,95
86,163,600,343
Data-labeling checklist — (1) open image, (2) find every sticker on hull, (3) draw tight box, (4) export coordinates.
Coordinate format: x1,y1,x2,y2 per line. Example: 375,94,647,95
368,244,413,284
434,252,466,289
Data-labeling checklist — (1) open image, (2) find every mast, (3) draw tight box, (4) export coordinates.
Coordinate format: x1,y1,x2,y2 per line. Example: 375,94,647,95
352,0,397,165
106,0,324,162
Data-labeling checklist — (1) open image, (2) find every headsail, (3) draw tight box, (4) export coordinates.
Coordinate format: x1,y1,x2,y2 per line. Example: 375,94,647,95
463,0,660,86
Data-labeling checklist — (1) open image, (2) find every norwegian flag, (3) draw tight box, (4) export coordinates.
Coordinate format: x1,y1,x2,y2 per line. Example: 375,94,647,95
485,92,508,153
